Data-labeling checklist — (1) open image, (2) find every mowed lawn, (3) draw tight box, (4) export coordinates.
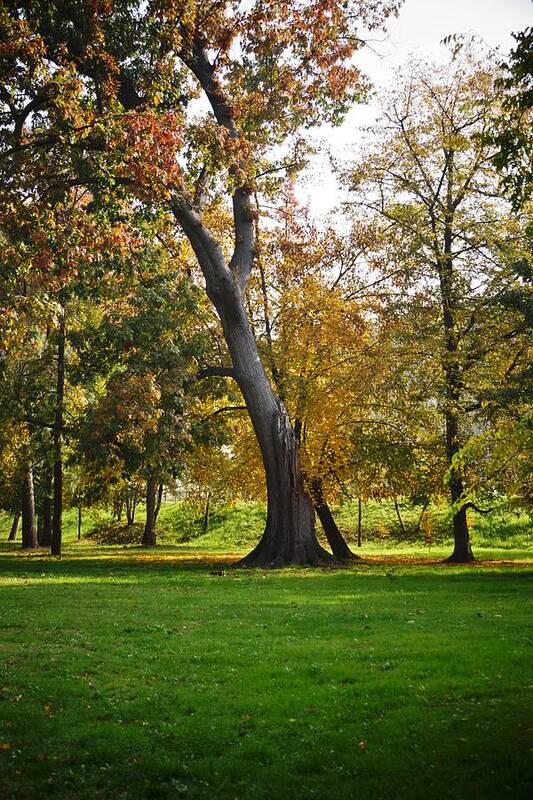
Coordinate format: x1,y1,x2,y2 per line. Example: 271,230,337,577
0,544,532,800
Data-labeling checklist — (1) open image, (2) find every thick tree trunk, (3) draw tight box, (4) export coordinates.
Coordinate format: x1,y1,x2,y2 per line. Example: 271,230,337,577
223,311,333,567
172,185,333,567
357,497,362,548
51,312,65,557
8,512,20,542
446,504,473,563
311,479,357,560
142,476,158,546
21,466,37,549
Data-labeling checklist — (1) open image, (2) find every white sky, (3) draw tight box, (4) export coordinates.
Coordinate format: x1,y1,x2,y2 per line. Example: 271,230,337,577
298,0,533,216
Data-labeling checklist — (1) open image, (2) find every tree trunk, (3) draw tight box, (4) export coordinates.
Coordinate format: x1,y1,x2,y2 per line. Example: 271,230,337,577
444,423,474,563
224,306,332,566
416,503,429,535
357,497,362,548
393,498,407,536
125,491,137,526
38,469,52,547
21,465,37,549
173,189,332,567
202,491,211,533
446,504,473,563
439,158,474,564
155,483,163,522
311,479,357,560
142,476,158,546
51,311,65,557
78,506,82,541
8,512,20,541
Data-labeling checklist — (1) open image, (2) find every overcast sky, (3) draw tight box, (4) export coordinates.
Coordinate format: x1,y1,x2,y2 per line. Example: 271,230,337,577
298,0,533,215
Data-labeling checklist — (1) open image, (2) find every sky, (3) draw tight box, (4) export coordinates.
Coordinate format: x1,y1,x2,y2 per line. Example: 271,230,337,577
298,0,533,215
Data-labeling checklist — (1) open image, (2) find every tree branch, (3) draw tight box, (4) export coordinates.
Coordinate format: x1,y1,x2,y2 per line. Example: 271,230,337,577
462,501,497,515
196,366,238,381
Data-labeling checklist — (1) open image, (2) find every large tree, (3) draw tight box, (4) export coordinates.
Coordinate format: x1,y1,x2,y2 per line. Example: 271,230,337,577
1,0,402,565
344,52,531,562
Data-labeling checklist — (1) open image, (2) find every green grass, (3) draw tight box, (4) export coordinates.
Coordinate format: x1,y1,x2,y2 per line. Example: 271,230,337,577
1,498,531,552
0,541,532,800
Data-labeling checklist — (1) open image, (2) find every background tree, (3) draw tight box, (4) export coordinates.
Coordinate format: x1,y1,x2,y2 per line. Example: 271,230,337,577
344,51,531,561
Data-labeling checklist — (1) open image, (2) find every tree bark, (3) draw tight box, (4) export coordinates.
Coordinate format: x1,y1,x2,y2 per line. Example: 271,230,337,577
311,479,357,560
357,497,363,548
172,200,333,567
21,465,37,549
439,151,474,563
170,43,334,567
446,504,473,562
416,503,429,535
8,512,20,541
393,498,407,536
202,491,211,533
142,476,158,546
228,325,332,567
78,506,82,541
38,469,52,547
51,311,65,557
154,483,163,522
444,402,474,563
125,489,138,526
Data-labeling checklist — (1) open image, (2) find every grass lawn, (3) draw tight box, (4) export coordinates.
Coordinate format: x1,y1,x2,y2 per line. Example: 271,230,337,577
0,541,532,800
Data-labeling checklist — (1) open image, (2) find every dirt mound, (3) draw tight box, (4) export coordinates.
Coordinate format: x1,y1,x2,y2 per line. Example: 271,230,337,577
85,522,144,545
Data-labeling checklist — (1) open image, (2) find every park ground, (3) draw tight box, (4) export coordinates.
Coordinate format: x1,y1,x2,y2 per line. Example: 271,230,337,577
0,504,532,799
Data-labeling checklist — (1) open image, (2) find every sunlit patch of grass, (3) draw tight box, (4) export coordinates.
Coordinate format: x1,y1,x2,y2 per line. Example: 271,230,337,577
0,543,531,799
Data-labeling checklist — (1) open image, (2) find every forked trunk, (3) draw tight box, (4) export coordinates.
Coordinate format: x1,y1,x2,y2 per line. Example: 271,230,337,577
142,476,158,546
8,511,20,542
311,479,357,560
21,465,37,549
173,197,333,567
125,489,138,526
